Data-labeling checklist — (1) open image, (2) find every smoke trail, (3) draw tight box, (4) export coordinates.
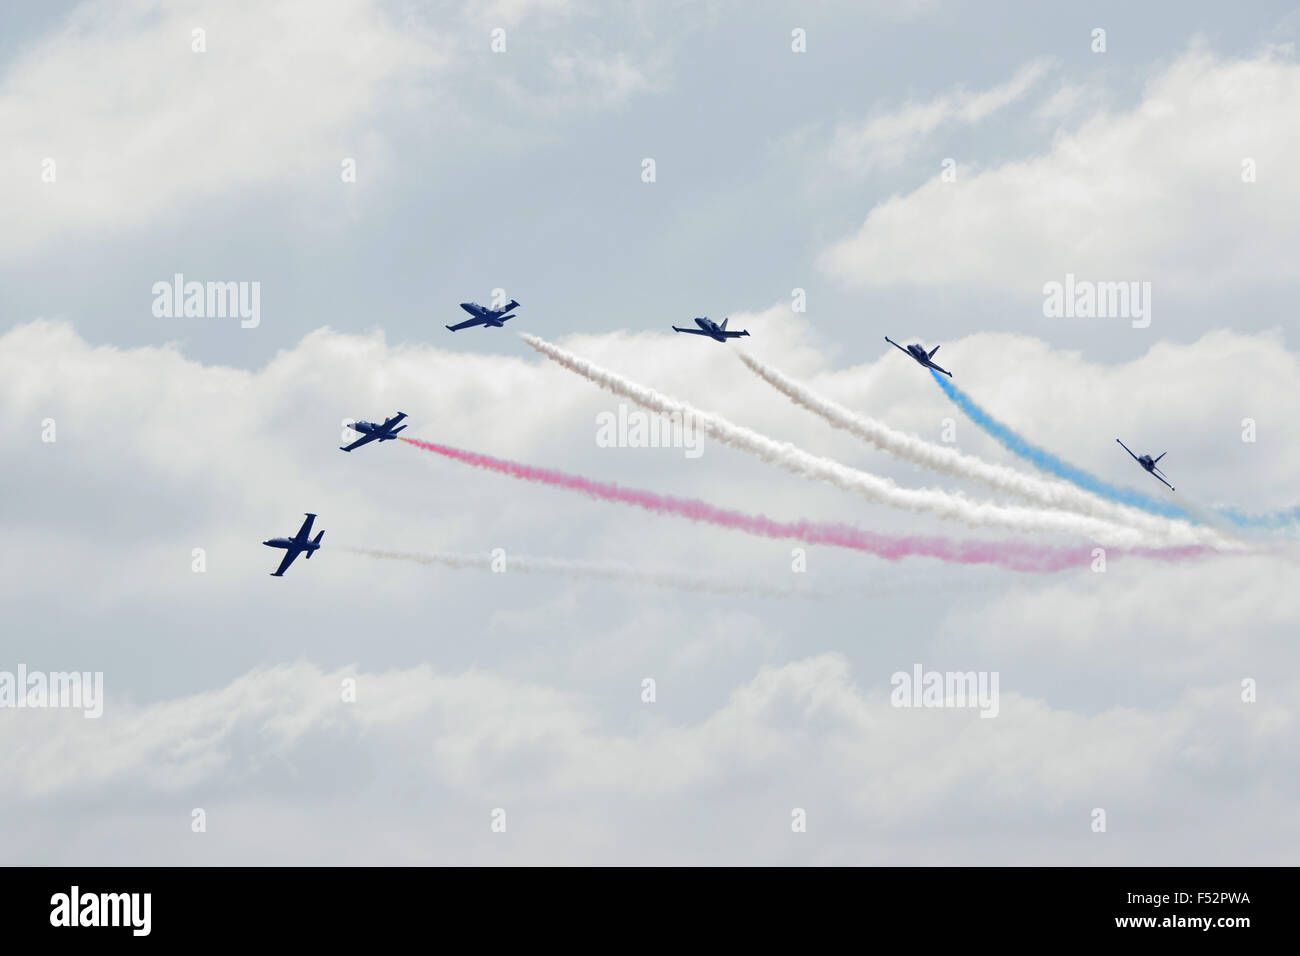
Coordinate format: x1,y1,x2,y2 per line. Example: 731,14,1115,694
519,334,1172,548
1216,505,1300,529
930,371,1298,530
738,350,1232,546
345,547,830,599
347,547,1003,600
398,437,1210,573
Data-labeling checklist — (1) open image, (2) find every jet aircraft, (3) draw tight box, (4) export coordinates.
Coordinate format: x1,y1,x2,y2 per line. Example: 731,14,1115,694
446,299,521,332
671,316,750,343
264,513,325,577
885,336,952,377
1116,439,1175,491
340,412,408,452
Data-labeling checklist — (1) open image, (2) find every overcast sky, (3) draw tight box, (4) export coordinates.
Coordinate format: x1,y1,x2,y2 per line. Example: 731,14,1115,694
2,0,1298,864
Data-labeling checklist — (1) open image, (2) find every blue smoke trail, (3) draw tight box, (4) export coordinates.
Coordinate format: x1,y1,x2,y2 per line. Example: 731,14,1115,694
932,371,1299,528
1216,505,1300,529
930,371,1197,523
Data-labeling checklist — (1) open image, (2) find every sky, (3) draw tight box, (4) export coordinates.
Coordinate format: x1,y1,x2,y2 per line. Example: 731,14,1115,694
1,0,1298,865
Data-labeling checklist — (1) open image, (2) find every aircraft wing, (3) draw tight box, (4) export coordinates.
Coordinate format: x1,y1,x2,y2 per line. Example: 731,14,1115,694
294,513,316,541
1116,439,1141,462
381,412,408,429
884,337,911,355
446,316,485,332
271,548,302,577
928,361,952,377
672,326,712,335
1152,472,1175,491
340,433,379,452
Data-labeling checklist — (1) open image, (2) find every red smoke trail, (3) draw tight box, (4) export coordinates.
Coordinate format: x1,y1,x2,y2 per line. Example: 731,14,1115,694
399,438,1208,573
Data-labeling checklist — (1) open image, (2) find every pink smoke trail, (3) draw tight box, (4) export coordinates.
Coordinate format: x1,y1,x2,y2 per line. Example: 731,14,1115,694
399,438,1209,573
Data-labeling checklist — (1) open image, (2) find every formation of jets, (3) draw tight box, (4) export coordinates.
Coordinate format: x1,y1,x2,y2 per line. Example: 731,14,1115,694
266,295,1189,575
671,316,750,343
263,513,325,577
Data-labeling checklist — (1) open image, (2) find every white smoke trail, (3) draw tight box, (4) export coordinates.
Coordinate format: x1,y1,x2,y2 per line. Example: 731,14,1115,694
346,547,828,598
737,350,1233,548
346,547,997,600
520,333,1204,548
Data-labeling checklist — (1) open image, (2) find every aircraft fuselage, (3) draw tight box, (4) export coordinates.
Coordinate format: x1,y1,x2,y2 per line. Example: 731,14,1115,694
351,421,400,440
263,537,321,553
460,301,518,325
697,318,727,342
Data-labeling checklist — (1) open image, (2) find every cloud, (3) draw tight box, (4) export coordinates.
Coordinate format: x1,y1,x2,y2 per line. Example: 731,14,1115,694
3,654,1294,863
461,0,576,29
0,0,445,257
954,554,1300,685
1033,82,1089,121
547,51,657,106
829,59,1053,171
0,0,671,258
820,47,1300,292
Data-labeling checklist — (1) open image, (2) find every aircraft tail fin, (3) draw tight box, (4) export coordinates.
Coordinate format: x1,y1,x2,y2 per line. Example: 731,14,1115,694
389,425,407,437
1154,452,1166,463
507,299,520,310
928,345,940,358
307,530,324,556
720,317,728,330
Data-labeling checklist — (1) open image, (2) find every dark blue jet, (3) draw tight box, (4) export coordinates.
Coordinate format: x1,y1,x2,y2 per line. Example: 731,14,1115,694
264,513,324,577
671,316,750,343
446,299,521,332
340,412,408,452
885,336,952,377
1117,439,1175,491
